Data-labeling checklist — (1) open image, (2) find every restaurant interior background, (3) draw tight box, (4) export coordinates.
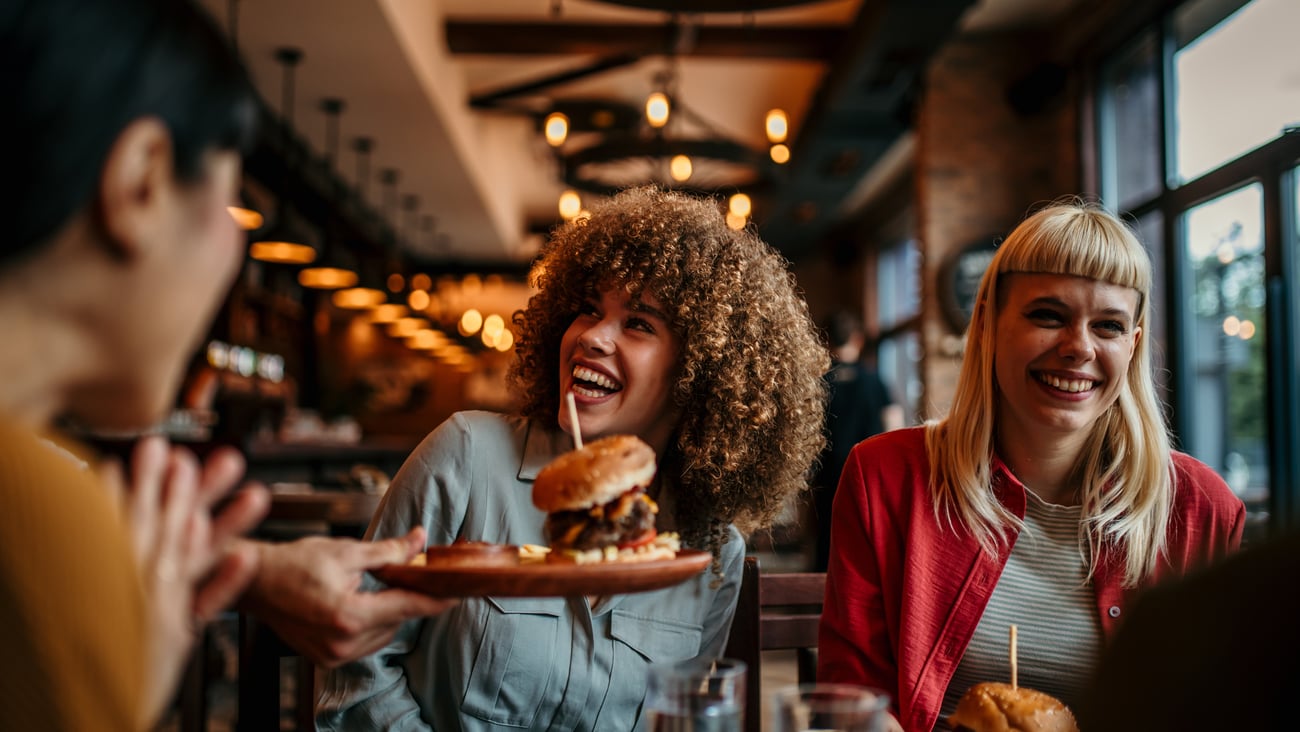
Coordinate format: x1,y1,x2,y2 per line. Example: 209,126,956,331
152,0,1300,729
179,0,1299,548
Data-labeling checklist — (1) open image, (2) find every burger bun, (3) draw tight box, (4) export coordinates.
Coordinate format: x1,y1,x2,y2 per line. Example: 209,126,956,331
533,434,657,512
947,682,1079,732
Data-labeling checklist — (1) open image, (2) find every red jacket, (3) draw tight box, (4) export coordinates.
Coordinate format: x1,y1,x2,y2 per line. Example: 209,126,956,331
817,427,1245,732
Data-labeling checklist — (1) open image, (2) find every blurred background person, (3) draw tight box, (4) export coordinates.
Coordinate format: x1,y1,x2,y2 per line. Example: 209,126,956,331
812,309,902,572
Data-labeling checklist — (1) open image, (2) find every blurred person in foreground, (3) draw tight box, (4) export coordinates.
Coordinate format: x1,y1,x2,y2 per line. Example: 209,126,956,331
1077,528,1300,731
318,186,830,731
0,1,450,728
812,309,902,572
818,199,1245,731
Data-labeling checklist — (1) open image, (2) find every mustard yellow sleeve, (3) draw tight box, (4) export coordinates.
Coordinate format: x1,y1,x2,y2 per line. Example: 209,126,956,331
0,421,146,731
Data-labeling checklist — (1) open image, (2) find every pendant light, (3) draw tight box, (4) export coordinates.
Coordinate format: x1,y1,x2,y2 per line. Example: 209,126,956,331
224,0,263,231
250,47,316,265
300,97,358,290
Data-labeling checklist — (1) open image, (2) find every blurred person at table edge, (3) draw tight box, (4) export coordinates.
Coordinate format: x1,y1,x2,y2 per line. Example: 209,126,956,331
817,199,1245,731
0,1,452,729
812,309,902,572
317,186,830,731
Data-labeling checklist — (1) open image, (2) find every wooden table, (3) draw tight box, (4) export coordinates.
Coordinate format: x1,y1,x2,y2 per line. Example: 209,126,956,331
264,491,383,527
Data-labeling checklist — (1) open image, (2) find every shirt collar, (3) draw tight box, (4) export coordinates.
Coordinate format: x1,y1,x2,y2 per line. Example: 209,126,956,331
517,419,571,482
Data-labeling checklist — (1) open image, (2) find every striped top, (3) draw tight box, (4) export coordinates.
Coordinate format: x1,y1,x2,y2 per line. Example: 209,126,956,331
937,489,1100,728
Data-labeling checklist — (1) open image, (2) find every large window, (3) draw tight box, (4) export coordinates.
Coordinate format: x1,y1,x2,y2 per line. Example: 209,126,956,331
1096,0,1300,537
876,238,922,425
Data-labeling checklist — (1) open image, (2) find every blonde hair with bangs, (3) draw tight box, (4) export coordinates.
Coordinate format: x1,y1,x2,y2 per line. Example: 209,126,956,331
925,198,1173,587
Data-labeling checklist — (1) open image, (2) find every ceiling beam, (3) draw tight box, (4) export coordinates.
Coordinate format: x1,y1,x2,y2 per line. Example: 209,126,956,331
445,22,844,61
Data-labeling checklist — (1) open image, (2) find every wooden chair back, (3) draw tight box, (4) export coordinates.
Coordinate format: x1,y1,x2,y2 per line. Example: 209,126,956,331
723,556,826,732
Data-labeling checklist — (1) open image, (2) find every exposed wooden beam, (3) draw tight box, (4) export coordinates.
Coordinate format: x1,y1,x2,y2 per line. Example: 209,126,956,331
445,22,844,61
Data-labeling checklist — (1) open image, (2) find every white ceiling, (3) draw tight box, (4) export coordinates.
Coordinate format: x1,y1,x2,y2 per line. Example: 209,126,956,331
202,0,1078,266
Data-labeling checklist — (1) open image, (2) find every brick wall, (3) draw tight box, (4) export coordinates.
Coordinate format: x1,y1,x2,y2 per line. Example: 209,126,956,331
915,34,1080,418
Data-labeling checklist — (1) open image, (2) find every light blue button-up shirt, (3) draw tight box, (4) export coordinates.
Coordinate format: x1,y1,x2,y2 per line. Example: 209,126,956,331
317,411,744,731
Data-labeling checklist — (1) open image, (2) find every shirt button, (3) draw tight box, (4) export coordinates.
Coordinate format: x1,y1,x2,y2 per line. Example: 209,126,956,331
1108,606,1121,618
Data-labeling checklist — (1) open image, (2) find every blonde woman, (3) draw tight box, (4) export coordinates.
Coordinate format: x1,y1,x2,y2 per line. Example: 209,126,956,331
818,199,1244,731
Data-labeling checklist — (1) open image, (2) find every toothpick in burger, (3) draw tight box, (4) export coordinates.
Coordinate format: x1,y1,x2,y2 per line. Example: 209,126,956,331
532,434,679,563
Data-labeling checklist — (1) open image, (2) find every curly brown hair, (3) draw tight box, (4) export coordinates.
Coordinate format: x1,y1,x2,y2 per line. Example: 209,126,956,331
508,186,829,557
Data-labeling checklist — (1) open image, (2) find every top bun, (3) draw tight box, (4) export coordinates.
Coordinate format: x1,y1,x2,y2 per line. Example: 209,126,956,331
533,434,657,512
948,682,1079,732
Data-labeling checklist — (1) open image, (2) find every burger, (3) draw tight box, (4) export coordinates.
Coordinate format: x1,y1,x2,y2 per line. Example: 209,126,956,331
532,434,678,563
947,683,1079,732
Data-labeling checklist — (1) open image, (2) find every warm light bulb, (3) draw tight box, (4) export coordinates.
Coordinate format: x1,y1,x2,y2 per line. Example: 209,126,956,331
646,92,670,128
408,289,430,311
228,206,264,230
388,317,426,338
544,112,569,147
387,273,405,293
770,143,790,164
410,273,432,291
249,241,316,264
298,267,358,290
670,154,693,182
495,329,515,351
483,314,505,340
332,287,386,309
765,109,788,143
559,189,582,220
726,212,747,231
459,308,483,336
729,193,752,218
370,303,408,324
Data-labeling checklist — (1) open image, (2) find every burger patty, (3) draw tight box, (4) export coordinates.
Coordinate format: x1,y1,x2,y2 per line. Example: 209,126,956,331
545,492,656,551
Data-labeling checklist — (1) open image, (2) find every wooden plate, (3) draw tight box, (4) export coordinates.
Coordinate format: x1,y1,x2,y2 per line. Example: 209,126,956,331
372,549,712,598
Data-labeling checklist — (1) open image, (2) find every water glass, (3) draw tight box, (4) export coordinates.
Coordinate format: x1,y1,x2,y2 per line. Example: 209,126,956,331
771,683,890,732
644,657,746,732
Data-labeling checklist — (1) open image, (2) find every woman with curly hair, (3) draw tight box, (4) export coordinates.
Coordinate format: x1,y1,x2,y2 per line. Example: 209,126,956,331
318,185,829,731
817,199,1244,731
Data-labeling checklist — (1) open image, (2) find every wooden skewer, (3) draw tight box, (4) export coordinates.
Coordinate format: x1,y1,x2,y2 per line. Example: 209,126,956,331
1009,625,1018,689
565,391,584,449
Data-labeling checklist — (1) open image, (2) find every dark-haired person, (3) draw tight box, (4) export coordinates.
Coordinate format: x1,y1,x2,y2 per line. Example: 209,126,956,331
812,309,901,572
1077,529,1300,731
318,186,831,731
0,1,451,728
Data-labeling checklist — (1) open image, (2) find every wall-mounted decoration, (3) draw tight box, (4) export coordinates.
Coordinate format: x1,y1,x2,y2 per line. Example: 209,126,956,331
939,237,999,333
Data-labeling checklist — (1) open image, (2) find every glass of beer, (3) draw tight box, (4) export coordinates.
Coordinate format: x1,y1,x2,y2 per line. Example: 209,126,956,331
771,683,890,732
644,657,746,732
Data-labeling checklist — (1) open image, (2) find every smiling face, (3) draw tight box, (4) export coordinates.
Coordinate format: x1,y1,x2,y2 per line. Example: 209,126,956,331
993,273,1142,450
558,286,683,455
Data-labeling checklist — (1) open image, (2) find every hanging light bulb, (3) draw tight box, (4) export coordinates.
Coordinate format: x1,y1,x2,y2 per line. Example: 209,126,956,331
645,92,670,128
228,203,264,230
408,289,431,311
387,273,405,293
729,193,752,219
459,308,484,336
558,189,582,220
298,267,358,290
770,143,791,164
332,287,385,309
370,303,408,323
765,109,788,144
670,154,692,182
544,111,569,147
726,212,747,231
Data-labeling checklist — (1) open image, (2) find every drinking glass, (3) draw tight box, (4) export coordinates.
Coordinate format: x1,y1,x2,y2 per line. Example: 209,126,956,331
644,657,746,732
771,683,890,732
